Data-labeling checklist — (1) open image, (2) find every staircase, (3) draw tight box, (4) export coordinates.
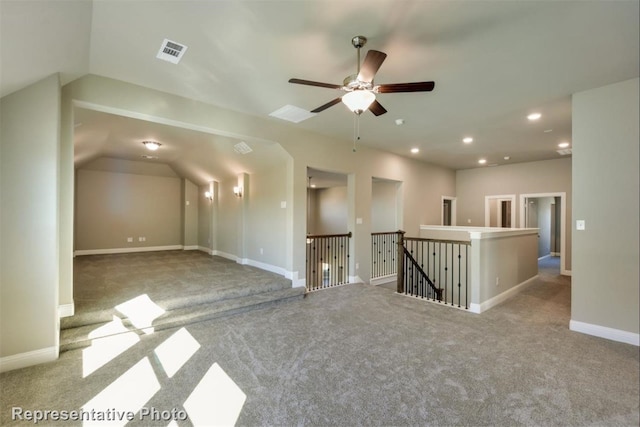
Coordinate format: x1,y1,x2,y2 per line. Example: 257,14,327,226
61,253,305,353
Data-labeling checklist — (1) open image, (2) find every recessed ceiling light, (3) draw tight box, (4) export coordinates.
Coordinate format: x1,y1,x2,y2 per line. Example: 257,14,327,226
558,142,570,148
141,155,158,160
395,119,405,126
410,148,419,154
527,113,542,121
478,159,487,164
463,137,473,144
310,184,317,188
543,129,553,133
504,156,511,160
142,141,161,151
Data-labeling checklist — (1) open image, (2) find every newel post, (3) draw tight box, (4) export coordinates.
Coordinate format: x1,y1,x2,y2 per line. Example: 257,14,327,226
396,230,406,294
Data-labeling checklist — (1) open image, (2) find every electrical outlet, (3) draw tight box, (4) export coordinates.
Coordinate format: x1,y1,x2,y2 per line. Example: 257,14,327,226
356,263,359,270
138,237,143,242
260,248,264,255
127,237,133,243
496,277,500,287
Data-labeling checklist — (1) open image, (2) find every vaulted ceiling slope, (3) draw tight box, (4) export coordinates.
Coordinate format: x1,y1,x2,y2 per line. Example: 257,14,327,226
2,0,638,172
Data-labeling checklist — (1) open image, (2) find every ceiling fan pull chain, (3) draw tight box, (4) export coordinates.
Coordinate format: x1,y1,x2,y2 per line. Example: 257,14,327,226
353,114,361,152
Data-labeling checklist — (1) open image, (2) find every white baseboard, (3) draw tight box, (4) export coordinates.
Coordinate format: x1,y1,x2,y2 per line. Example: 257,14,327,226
570,320,639,346
183,245,199,251
198,246,213,255
562,269,572,276
58,303,75,318
212,250,238,262
371,274,397,286
244,258,287,277
469,275,539,314
74,245,183,256
212,251,302,287
349,275,363,284
538,254,551,261
0,346,58,373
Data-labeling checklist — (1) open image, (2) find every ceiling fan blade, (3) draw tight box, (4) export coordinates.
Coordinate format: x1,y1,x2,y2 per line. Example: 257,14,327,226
357,50,387,83
311,97,342,113
376,81,435,93
289,78,342,89
369,100,387,116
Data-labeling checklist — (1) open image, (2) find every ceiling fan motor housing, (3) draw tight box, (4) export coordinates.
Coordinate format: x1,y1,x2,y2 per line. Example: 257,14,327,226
343,74,373,91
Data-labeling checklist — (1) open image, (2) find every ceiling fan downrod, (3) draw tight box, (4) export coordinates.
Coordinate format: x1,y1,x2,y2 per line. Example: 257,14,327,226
352,36,367,76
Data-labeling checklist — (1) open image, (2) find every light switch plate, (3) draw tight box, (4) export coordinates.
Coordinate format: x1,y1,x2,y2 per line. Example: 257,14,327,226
576,220,586,230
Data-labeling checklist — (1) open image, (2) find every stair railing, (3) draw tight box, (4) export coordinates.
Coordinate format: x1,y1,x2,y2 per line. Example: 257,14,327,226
396,230,471,309
305,232,352,291
371,231,398,279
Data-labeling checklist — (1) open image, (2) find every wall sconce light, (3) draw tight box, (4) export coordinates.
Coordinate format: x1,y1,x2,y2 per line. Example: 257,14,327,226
233,186,243,198
204,191,213,201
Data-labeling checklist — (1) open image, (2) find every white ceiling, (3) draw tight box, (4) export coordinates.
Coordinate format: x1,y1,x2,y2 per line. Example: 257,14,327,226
2,0,638,182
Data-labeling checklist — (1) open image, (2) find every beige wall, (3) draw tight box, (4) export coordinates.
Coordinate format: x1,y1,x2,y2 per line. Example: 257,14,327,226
456,158,572,270
572,78,639,337
198,183,213,250
75,167,182,250
246,165,288,266
1,75,60,366
182,179,198,247
311,186,348,235
371,180,399,232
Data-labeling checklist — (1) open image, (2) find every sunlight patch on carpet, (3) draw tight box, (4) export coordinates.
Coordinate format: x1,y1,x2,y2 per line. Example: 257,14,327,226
83,316,140,377
115,294,165,333
82,357,161,426
154,327,201,378
183,363,246,425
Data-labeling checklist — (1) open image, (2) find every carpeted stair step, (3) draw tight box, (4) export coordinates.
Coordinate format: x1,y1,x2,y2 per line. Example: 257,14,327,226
60,287,305,352
61,277,293,330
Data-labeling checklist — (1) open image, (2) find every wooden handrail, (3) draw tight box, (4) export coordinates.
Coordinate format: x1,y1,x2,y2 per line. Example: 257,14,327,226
307,232,352,239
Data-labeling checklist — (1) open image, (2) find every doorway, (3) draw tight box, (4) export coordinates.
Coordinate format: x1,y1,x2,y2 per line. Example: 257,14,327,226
442,196,456,226
520,192,568,275
485,195,516,228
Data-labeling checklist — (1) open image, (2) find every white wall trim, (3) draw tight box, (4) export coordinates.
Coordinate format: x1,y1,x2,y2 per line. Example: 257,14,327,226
74,245,183,256
469,275,539,314
349,275,364,284
58,303,75,318
570,320,639,346
484,194,516,227
0,346,58,373
212,250,238,262
183,245,199,251
519,192,568,275
538,254,551,261
198,246,213,255
441,196,457,226
244,259,287,277
371,274,397,286
286,271,306,288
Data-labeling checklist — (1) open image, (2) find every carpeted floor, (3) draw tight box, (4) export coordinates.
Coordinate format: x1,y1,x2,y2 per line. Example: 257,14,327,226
1,255,638,426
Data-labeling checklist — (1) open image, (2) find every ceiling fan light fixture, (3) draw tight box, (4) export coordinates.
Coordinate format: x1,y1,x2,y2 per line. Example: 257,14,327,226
342,90,375,114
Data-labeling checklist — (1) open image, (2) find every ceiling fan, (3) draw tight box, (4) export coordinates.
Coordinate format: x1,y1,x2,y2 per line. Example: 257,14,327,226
289,35,435,116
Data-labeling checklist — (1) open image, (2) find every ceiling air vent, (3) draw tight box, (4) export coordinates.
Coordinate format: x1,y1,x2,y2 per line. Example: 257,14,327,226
234,141,253,155
156,39,188,64
269,104,316,123
557,148,572,155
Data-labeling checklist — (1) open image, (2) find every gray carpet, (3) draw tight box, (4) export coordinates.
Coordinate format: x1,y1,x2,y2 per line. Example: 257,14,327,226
1,255,638,426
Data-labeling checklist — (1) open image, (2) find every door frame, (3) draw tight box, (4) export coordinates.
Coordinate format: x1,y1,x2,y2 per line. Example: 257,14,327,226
519,192,568,276
484,194,516,227
441,196,457,226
